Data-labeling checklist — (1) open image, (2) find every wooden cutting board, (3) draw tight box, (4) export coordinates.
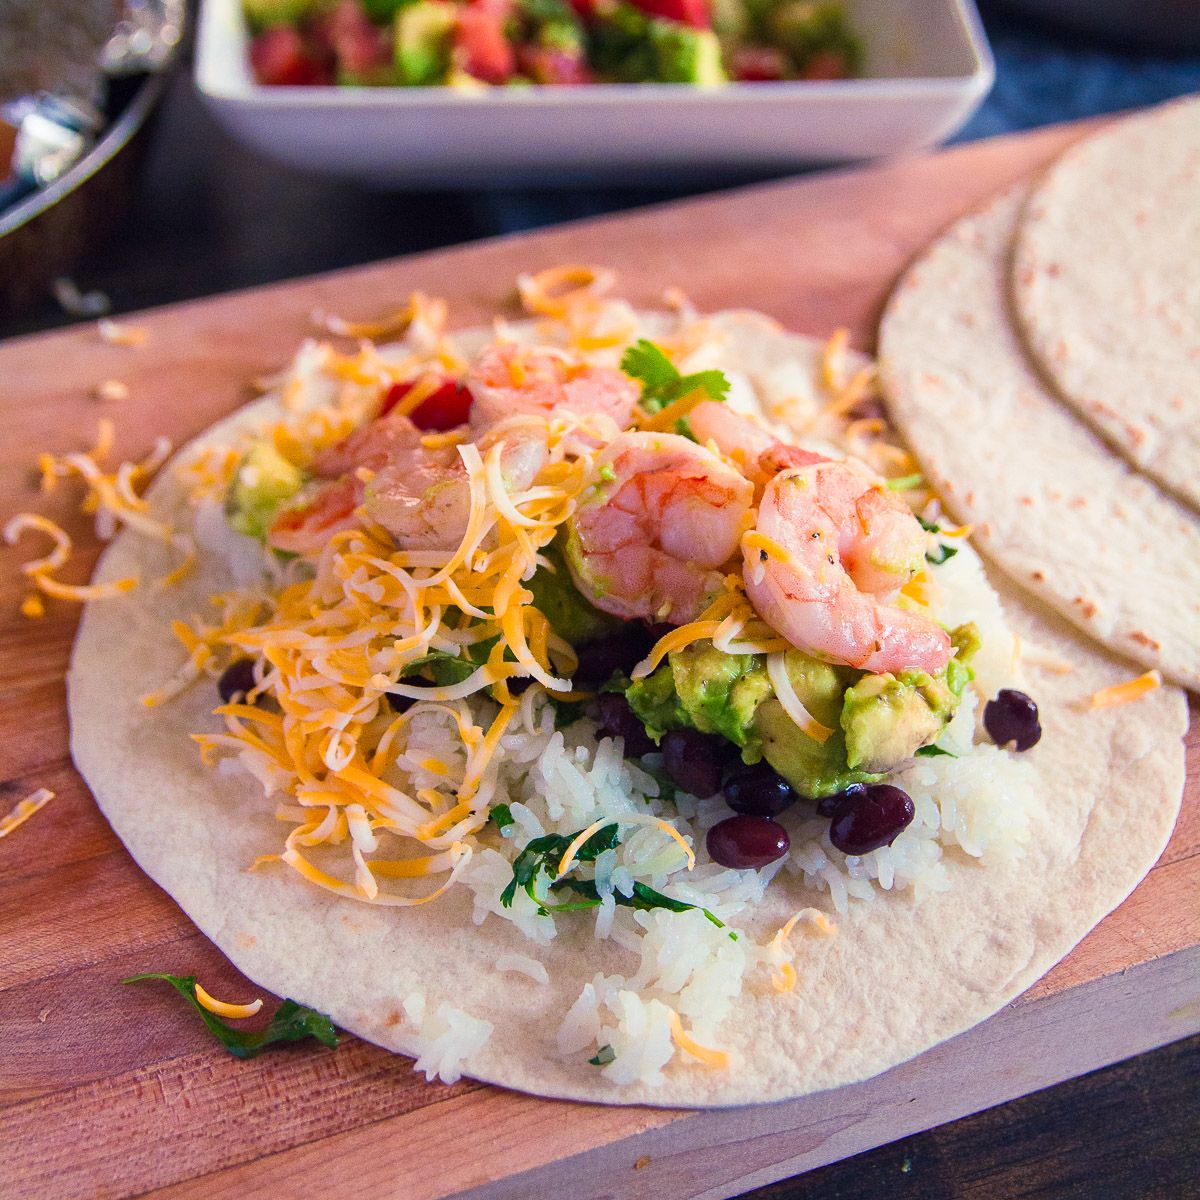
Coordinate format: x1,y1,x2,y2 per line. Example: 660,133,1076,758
2,119,1197,1200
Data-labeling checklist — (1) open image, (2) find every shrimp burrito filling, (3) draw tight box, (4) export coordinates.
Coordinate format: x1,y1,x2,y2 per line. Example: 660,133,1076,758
63,271,1187,1105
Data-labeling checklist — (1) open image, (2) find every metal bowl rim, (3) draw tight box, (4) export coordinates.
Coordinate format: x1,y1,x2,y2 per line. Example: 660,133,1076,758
0,64,173,240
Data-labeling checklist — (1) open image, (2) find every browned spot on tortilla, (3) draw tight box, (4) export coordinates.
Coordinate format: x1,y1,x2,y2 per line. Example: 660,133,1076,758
1031,569,1046,582
1018,266,1036,286
1169,395,1185,410
1046,262,1062,278
1019,495,1034,506
635,1157,652,1171
384,1008,404,1027
1068,496,1087,510
234,932,257,950
1129,631,1162,650
978,522,993,538
1056,339,1069,363
1074,597,1098,619
1125,424,1147,447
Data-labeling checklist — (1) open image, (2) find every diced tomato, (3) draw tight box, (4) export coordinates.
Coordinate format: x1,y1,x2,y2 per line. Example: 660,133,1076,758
468,0,517,19
517,45,594,85
454,8,516,84
626,0,709,30
249,27,330,86
800,50,850,81
334,0,391,73
381,378,474,430
731,45,787,82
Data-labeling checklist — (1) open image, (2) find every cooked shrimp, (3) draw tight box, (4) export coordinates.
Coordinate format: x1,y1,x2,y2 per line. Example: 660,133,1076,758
269,475,361,555
689,401,826,484
567,431,754,624
311,411,432,479
365,418,547,551
272,412,548,554
745,460,951,675
467,343,639,432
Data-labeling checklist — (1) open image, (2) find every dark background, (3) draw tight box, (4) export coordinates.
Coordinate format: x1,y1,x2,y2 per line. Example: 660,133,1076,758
8,2,1200,337
5,3,1200,1195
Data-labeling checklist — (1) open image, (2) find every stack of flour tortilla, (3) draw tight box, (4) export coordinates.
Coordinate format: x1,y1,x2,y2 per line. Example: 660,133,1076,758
880,95,1200,694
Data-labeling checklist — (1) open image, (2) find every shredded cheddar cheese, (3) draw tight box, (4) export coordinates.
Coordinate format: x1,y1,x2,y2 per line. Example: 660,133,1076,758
98,318,148,347
667,1010,730,1069
193,983,264,1019
0,788,54,839
1089,670,1163,709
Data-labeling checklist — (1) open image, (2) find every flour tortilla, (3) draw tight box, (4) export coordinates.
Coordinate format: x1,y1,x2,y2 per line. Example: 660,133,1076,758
1012,97,1200,512
880,187,1200,694
69,315,1187,1107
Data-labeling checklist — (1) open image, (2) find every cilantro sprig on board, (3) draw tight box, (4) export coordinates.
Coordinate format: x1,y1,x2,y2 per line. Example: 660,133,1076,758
124,973,338,1059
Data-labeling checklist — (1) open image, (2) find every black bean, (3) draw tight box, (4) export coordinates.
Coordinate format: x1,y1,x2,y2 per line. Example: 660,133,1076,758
983,689,1042,751
660,729,723,798
595,693,656,757
828,784,915,856
815,783,866,818
706,815,790,870
572,624,658,686
724,762,799,817
217,658,258,704
505,676,534,695
385,691,414,714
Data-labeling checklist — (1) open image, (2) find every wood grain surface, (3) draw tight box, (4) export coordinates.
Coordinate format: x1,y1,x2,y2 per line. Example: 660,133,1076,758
1,118,1197,1200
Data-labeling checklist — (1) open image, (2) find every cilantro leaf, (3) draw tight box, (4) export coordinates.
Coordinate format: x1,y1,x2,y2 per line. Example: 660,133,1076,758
916,515,940,533
499,824,621,910
925,543,959,566
915,744,955,758
124,973,338,1059
589,1044,616,1066
498,821,735,938
490,804,515,831
620,339,729,415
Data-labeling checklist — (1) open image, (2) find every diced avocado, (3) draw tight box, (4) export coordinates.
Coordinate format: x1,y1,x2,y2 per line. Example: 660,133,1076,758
841,670,954,773
669,642,771,749
947,621,981,697
840,624,980,770
362,0,415,21
650,23,727,84
755,698,878,798
517,0,586,50
625,661,689,741
243,0,324,31
710,0,749,41
526,539,624,647
394,1,456,85
225,443,306,542
765,0,861,73
588,3,657,81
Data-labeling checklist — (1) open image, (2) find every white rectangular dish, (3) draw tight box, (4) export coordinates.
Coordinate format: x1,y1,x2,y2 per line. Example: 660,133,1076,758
195,0,994,188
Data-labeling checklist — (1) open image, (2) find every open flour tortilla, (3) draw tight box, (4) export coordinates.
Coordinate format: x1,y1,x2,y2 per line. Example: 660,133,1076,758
69,315,1187,1107
880,187,1200,694
1012,97,1200,512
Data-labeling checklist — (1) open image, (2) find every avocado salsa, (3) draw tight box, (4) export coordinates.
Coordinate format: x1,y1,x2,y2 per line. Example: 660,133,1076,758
244,0,861,88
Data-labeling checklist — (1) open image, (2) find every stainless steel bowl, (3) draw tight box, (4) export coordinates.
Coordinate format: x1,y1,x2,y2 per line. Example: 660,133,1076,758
999,0,1200,54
